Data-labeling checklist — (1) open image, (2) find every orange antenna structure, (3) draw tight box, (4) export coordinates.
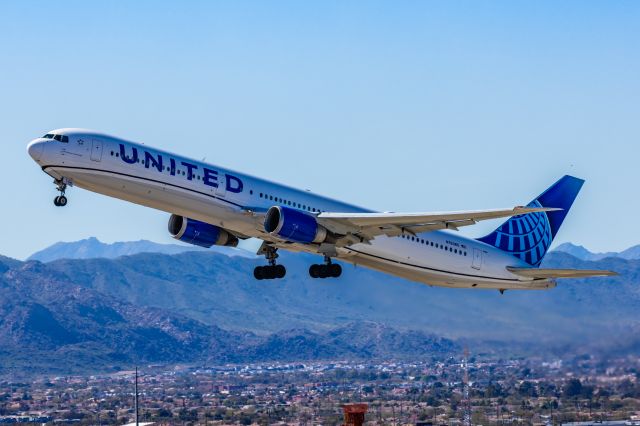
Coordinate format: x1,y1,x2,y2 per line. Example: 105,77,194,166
342,403,368,426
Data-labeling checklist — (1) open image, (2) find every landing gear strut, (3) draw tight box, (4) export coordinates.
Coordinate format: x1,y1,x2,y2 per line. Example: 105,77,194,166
309,256,342,279
53,179,68,207
254,246,286,280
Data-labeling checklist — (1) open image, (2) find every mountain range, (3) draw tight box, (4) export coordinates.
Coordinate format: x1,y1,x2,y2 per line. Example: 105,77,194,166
554,242,640,261
1,239,639,375
27,237,253,263
0,254,456,376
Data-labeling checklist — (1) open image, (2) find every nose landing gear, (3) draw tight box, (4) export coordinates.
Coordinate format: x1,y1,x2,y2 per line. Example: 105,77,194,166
53,195,68,207
53,179,69,207
309,256,342,279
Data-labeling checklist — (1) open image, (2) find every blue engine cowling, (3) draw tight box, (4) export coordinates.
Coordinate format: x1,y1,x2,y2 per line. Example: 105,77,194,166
168,215,238,248
264,206,328,244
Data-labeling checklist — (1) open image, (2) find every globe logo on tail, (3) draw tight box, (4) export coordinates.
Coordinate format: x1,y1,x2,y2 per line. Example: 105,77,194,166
479,200,553,266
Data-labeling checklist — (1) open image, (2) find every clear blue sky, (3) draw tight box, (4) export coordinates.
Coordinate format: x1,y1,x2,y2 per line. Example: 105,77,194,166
2,1,638,260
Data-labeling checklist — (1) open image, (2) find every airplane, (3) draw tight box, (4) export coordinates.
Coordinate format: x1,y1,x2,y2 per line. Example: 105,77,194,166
27,129,615,292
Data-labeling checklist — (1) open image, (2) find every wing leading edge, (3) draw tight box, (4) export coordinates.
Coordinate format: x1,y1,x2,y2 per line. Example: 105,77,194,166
316,206,560,241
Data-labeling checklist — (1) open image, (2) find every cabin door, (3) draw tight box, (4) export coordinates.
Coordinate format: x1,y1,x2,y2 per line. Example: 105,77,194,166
472,248,483,270
90,139,103,162
216,173,226,197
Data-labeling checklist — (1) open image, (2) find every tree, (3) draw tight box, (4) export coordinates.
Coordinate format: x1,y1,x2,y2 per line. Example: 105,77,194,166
518,381,538,398
563,379,583,399
485,382,504,398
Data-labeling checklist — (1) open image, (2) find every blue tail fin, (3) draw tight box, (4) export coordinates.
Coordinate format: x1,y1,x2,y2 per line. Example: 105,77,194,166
477,175,584,266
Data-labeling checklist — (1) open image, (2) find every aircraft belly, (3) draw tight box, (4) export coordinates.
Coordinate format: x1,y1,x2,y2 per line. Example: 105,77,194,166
339,248,555,290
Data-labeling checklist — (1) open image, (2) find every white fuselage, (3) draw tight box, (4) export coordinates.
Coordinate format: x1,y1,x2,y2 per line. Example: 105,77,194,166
28,129,554,290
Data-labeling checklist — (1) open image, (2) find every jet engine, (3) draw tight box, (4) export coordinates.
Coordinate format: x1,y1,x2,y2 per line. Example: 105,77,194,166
264,206,330,244
168,214,238,248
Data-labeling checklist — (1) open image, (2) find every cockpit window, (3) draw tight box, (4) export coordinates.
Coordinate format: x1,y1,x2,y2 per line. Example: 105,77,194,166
51,134,69,143
43,134,54,139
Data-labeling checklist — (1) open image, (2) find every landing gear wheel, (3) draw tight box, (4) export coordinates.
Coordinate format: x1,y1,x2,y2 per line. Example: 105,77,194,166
57,195,67,207
275,264,286,279
329,264,342,278
254,265,286,280
309,262,342,279
262,265,276,280
53,196,61,206
254,266,265,280
309,264,320,278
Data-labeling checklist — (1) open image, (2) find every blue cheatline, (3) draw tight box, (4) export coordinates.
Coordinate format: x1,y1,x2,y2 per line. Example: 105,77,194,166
477,175,585,266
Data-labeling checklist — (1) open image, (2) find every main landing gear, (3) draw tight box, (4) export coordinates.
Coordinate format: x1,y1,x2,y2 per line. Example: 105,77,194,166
53,179,68,207
309,256,342,279
254,246,286,280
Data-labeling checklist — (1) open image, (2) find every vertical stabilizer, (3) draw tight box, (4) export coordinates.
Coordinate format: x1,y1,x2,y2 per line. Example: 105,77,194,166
477,175,584,266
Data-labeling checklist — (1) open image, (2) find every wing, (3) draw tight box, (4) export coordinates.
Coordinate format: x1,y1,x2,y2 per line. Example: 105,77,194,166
507,267,618,279
316,206,560,242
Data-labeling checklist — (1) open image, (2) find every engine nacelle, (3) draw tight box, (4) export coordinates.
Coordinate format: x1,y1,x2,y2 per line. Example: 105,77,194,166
264,206,328,244
168,215,238,248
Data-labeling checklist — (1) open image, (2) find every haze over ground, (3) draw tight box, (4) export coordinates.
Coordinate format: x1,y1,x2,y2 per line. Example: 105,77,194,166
2,1,639,259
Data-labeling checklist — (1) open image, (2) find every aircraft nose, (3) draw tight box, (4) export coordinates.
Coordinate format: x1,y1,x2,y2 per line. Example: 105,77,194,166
27,139,45,162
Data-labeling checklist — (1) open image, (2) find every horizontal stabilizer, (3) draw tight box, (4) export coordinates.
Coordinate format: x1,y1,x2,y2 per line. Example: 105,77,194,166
507,267,618,279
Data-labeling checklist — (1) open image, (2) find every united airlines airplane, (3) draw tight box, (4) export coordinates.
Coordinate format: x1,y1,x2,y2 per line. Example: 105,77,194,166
27,129,615,292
